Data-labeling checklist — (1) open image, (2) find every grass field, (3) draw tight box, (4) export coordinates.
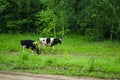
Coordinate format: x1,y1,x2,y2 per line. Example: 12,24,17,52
0,34,120,79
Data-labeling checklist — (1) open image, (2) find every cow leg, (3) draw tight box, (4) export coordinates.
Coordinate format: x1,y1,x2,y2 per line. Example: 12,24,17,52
43,46,47,54
52,46,55,53
41,44,47,54
36,48,40,54
31,46,35,53
39,41,47,54
22,45,26,52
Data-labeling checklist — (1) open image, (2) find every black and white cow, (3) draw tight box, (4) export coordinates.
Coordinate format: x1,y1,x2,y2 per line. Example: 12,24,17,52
38,38,61,53
20,40,40,54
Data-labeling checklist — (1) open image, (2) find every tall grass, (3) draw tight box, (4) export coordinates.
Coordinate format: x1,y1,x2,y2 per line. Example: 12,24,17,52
0,34,120,78
0,34,120,56
56,35,120,56
0,53,120,78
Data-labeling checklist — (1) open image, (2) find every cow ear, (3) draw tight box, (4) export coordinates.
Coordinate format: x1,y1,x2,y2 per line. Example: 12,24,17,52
59,38,62,41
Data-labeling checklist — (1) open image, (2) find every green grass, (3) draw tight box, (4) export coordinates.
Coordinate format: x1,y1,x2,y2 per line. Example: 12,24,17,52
0,34,120,79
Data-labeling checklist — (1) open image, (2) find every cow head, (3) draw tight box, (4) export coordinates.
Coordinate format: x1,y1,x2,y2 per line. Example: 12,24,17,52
52,38,62,46
33,41,40,54
57,38,62,44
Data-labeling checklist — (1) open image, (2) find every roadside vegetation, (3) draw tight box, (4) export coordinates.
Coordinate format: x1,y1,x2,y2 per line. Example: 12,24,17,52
0,34,120,79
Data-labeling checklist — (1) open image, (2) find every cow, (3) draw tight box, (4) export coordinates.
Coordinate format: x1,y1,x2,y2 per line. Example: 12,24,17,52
20,40,40,54
38,38,62,53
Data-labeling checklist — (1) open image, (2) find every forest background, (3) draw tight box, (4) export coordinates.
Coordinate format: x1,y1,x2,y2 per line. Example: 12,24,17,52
0,0,120,40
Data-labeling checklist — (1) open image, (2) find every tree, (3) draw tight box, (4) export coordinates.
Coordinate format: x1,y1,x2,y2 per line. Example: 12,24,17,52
0,0,43,33
0,0,120,40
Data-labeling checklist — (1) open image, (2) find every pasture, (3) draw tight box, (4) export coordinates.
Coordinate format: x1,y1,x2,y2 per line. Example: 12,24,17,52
0,34,120,79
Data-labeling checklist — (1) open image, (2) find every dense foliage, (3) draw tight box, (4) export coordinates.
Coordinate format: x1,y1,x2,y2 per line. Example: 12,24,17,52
0,0,120,40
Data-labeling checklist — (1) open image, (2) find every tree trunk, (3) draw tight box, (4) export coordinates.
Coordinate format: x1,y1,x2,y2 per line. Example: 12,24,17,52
110,26,113,40
62,26,64,39
54,27,56,38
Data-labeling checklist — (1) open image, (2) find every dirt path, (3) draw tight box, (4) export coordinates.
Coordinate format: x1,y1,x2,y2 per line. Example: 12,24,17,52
0,71,108,80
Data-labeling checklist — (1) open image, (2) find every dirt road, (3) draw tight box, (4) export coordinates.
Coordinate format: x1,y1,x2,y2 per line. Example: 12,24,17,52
0,71,116,80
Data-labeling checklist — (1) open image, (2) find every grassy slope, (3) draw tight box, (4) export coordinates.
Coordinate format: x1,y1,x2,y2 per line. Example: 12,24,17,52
0,34,120,79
